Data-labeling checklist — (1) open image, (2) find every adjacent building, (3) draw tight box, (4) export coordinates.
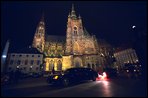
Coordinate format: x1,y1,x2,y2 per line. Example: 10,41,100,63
114,48,139,68
7,47,43,74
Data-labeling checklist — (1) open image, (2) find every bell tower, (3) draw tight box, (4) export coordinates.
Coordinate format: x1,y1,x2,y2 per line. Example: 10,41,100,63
65,4,84,55
32,14,45,52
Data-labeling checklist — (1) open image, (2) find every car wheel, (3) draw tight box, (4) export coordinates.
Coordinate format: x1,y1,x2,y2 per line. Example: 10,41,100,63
62,78,69,87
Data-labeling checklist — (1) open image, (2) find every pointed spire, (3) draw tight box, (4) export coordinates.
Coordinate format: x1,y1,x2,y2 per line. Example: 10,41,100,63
78,14,81,19
68,12,71,18
41,12,44,22
71,4,76,18
72,4,74,12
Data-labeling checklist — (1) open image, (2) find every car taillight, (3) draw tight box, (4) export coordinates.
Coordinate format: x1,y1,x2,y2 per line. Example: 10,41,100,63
98,72,107,80
103,72,107,77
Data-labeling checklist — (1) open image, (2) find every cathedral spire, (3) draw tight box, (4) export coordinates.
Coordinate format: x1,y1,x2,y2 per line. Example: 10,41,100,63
78,14,81,19
68,12,71,18
72,4,74,12
71,4,77,18
41,12,44,22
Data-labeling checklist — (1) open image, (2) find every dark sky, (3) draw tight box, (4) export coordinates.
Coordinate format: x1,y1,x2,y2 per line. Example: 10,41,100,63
1,1,147,52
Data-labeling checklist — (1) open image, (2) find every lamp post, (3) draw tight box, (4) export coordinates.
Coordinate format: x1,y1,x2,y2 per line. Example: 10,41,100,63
1,40,10,74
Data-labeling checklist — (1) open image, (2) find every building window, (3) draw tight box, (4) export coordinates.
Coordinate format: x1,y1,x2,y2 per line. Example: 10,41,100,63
8,67,12,71
36,67,39,71
19,55,22,57
24,67,26,71
73,27,77,36
74,31,77,35
38,55,40,57
29,68,32,71
12,55,15,57
30,60,34,65
25,60,28,65
10,60,13,65
37,60,40,65
17,60,21,65
32,55,34,57
26,55,29,57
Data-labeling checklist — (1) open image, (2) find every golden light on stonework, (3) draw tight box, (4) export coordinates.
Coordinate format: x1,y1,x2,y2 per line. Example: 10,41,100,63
62,56,73,71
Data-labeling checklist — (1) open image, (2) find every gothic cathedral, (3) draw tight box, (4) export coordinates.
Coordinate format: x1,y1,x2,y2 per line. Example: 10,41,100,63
32,5,110,72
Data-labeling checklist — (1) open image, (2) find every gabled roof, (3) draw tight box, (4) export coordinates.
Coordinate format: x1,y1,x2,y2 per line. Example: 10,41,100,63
9,46,42,54
114,44,133,53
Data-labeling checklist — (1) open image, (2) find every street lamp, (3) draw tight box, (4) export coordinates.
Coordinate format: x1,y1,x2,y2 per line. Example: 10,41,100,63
132,25,136,29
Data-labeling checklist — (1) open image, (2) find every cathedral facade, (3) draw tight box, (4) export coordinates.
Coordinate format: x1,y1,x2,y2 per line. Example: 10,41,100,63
32,5,113,72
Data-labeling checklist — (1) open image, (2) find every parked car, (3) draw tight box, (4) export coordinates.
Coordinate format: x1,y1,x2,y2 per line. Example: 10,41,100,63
46,67,98,86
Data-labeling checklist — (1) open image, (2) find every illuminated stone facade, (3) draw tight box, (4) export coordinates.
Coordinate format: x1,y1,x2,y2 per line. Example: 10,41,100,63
114,48,139,68
32,5,114,72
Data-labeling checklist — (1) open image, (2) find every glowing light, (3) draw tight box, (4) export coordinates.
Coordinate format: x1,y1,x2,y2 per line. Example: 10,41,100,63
100,53,104,57
30,66,32,68
53,75,58,79
101,72,107,80
134,70,136,72
126,70,129,72
98,72,107,80
139,65,141,67
2,55,7,58
17,66,19,68
132,25,136,29
62,56,73,70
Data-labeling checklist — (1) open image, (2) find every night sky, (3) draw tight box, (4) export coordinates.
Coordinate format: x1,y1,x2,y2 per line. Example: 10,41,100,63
1,1,147,52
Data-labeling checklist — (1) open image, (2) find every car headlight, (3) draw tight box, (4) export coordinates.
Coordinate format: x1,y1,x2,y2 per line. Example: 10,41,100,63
53,75,59,79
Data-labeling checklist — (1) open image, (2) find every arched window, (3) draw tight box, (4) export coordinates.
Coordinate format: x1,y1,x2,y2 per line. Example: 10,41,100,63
73,42,80,54
37,60,40,65
17,60,21,65
10,60,13,65
73,27,77,36
57,60,62,71
87,63,91,68
49,60,54,71
25,60,28,65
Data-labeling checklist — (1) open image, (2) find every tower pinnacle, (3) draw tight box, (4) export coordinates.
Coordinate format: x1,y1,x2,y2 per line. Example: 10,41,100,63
41,12,44,22
71,4,76,18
